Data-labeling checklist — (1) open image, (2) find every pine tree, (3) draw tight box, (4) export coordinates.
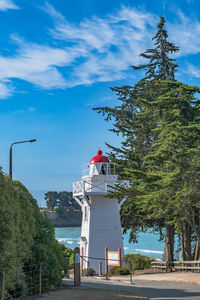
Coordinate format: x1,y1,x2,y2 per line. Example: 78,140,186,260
94,17,200,261
133,17,179,80
139,81,200,260
95,16,179,170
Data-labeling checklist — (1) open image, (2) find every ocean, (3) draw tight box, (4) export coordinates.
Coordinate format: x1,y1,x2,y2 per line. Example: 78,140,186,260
55,227,165,260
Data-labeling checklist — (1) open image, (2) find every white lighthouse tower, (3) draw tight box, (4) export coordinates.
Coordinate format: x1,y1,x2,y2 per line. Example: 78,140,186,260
73,149,129,273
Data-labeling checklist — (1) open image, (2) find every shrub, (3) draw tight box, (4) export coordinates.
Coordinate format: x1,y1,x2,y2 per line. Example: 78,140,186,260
108,266,130,276
125,254,155,271
0,174,68,297
59,244,74,269
82,268,95,276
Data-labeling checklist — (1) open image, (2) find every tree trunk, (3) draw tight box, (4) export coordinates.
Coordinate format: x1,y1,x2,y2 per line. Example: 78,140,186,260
163,225,174,261
186,213,200,260
181,223,192,261
181,235,184,262
194,238,200,260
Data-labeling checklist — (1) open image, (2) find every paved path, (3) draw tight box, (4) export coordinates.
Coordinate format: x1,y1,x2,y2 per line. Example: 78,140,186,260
64,276,200,300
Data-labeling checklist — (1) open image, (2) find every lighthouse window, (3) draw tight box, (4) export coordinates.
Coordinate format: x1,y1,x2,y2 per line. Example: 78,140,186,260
100,164,107,174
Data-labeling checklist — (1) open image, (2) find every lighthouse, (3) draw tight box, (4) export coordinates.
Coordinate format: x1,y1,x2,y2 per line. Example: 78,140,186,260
73,150,129,273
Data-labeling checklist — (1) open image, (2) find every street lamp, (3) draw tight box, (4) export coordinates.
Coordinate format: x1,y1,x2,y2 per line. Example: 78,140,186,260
9,139,37,179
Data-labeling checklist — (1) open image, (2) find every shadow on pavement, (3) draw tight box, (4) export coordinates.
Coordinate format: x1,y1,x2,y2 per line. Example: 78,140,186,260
63,277,200,300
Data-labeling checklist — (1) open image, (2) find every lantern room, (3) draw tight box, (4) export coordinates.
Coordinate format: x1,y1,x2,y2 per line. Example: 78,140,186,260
82,150,116,177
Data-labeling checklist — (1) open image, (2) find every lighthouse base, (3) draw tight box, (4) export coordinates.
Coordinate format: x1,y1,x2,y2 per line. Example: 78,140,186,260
80,195,124,274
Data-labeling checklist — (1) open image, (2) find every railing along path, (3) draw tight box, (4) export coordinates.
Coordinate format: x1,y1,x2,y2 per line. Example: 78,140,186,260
151,260,200,272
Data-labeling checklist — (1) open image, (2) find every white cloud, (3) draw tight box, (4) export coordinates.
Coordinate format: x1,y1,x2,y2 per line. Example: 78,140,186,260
0,4,157,98
185,63,200,78
1,3,200,99
0,81,13,98
86,95,115,107
114,6,155,30
28,107,36,112
167,12,200,56
0,39,73,98
42,1,64,22
42,3,157,87
0,0,19,11
43,4,200,87
14,106,36,114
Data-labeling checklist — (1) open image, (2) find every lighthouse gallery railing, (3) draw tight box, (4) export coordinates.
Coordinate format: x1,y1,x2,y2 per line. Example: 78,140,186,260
73,179,129,196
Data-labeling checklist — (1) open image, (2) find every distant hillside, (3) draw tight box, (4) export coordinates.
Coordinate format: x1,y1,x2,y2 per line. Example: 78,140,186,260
42,190,82,227
41,208,82,227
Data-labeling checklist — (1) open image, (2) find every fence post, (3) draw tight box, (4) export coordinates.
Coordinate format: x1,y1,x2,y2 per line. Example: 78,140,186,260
1,271,5,300
118,248,122,267
39,263,42,296
105,246,108,280
105,246,108,274
99,261,102,275
74,248,80,287
128,261,133,284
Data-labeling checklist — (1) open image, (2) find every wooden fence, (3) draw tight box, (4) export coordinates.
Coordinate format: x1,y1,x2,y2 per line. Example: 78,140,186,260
151,260,200,272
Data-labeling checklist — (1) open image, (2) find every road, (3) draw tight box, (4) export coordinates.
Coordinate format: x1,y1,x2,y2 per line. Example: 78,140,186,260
64,276,200,300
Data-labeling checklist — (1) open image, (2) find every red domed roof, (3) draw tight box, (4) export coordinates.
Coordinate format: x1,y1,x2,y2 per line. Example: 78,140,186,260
90,150,110,164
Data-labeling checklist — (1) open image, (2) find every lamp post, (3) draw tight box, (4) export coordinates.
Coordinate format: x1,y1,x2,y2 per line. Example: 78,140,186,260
9,139,37,179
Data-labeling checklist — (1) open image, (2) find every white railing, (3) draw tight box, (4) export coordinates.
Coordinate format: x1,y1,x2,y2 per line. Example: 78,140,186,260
73,181,84,195
73,180,129,196
82,163,116,176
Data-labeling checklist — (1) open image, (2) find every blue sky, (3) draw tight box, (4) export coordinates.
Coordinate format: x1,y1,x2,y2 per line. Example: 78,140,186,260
0,0,200,206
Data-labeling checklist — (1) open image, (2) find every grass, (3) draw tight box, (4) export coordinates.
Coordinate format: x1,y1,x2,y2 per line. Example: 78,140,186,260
36,287,148,300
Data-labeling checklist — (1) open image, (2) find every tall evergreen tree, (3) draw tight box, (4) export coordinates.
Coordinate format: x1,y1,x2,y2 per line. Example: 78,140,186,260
94,17,200,261
132,16,179,260
95,17,179,167
133,17,179,80
137,81,200,261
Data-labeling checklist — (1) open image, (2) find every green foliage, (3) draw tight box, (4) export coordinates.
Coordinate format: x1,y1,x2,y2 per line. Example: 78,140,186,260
0,171,67,297
94,16,200,260
0,174,35,296
108,266,130,276
69,251,74,267
45,191,80,211
44,191,81,227
58,191,79,209
82,268,95,276
45,191,59,209
125,254,155,270
25,198,67,287
59,244,74,269
133,16,179,80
